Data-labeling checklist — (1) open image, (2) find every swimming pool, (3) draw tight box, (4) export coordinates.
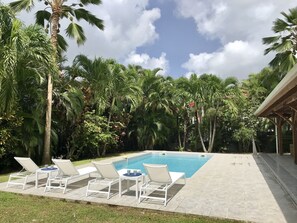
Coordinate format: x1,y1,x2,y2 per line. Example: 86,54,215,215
114,152,211,178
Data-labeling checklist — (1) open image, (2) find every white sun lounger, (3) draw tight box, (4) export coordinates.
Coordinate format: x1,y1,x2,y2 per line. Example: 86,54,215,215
7,157,39,189
86,162,121,199
45,159,96,193
139,163,186,206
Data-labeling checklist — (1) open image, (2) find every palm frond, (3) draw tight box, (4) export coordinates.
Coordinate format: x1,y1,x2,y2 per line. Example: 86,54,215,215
57,34,68,52
74,8,104,30
0,6,15,43
61,5,75,16
274,38,293,53
0,74,17,113
279,51,296,71
10,0,35,12
65,22,86,45
35,10,51,27
264,42,282,55
272,18,289,33
262,36,280,45
283,7,297,23
80,0,102,5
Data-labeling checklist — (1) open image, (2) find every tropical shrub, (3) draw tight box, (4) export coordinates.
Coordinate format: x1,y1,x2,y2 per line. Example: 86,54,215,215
0,114,22,172
69,111,118,159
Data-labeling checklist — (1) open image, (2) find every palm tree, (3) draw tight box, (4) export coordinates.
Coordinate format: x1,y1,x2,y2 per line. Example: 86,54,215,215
177,74,206,152
174,77,193,151
9,0,104,164
70,55,111,113
181,74,240,153
0,6,57,114
70,56,142,155
0,5,58,159
129,68,174,150
263,7,297,73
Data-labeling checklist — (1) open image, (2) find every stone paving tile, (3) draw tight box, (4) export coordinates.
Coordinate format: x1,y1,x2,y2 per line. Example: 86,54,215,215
1,152,297,223
261,153,297,206
227,206,246,221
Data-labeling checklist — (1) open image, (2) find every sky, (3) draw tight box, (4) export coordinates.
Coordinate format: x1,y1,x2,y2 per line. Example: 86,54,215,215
3,0,297,79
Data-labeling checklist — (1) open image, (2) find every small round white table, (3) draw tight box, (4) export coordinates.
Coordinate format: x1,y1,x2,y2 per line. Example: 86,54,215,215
118,169,145,199
35,167,59,188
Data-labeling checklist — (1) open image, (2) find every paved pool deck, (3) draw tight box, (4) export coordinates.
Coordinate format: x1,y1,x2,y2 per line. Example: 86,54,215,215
1,152,297,223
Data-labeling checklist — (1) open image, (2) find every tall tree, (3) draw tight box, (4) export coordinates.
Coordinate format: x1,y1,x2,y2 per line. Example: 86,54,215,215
182,74,240,153
174,77,193,151
69,55,109,114
10,0,104,164
71,56,141,155
0,5,57,158
263,7,297,74
130,69,174,150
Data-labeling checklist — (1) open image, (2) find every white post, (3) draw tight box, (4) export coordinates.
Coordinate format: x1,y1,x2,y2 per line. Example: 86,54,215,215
275,118,279,154
252,137,257,155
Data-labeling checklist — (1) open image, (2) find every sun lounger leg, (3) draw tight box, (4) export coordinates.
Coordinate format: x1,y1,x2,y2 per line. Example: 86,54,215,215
23,176,28,190
63,179,68,194
107,183,111,199
6,175,12,188
86,181,91,197
164,189,168,206
138,187,143,203
119,178,122,197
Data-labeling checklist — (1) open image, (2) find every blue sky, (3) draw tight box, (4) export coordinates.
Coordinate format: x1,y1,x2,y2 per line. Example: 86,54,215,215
139,0,220,78
4,0,297,79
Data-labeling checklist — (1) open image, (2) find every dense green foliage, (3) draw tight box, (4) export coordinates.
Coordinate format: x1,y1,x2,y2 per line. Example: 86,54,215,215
0,5,58,169
263,7,297,75
0,4,295,172
8,0,105,164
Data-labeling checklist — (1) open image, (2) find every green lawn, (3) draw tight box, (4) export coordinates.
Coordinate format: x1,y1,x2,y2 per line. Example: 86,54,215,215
0,154,241,223
0,191,240,223
0,174,9,183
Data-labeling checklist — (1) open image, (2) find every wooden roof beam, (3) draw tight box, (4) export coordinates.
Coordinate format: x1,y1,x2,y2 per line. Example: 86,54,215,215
285,96,297,106
267,117,277,125
289,105,297,113
274,111,292,126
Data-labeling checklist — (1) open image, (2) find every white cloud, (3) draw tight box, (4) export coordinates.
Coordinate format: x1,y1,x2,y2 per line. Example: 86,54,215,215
68,0,161,61
176,0,297,79
4,0,161,63
4,0,296,78
183,40,273,79
124,51,169,75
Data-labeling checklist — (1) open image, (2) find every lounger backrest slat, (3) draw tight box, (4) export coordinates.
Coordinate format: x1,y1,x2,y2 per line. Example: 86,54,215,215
92,162,119,179
52,159,79,176
14,157,39,173
143,163,172,184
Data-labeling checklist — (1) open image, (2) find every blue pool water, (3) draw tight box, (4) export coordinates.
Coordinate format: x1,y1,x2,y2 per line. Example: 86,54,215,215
114,152,211,178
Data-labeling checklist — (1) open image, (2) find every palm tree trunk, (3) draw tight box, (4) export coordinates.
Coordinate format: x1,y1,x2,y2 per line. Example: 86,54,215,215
42,74,53,164
42,10,60,164
209,120,212,145
198,125,207,152
50,9,60,50
183,118,187,149
102,97,115,156
97,147,101,157
107,97,115,127
195,110,207,152
177,115,182,148
208,117,217,153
